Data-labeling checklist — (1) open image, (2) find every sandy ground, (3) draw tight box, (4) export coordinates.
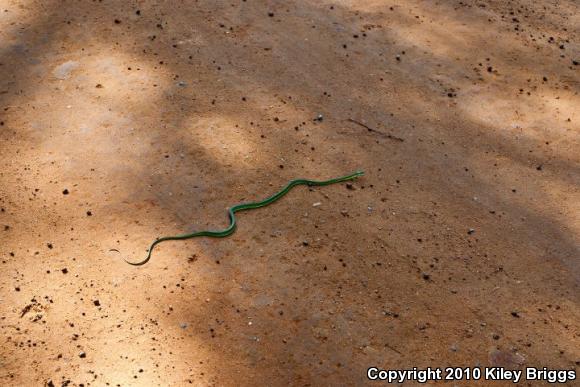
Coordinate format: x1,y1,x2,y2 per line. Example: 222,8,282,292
0,0,579,386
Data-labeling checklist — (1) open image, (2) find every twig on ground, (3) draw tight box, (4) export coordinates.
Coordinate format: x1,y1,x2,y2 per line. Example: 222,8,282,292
384,343,403,355
347,118,404,142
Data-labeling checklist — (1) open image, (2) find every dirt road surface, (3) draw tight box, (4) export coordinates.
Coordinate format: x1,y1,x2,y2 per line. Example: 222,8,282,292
1,0,578,386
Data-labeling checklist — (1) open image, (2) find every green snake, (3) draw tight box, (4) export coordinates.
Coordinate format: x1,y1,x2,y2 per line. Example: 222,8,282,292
125,170,364,266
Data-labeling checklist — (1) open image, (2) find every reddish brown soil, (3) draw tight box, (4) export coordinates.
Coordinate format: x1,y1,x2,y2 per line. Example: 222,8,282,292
0,0,578,386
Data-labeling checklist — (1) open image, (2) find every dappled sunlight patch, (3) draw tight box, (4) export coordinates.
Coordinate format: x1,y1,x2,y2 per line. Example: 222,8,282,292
457,87,578,151
189,117,261,168
541,92,580,126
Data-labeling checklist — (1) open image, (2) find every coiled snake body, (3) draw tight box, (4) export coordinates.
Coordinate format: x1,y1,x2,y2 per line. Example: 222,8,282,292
126,170,364,265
